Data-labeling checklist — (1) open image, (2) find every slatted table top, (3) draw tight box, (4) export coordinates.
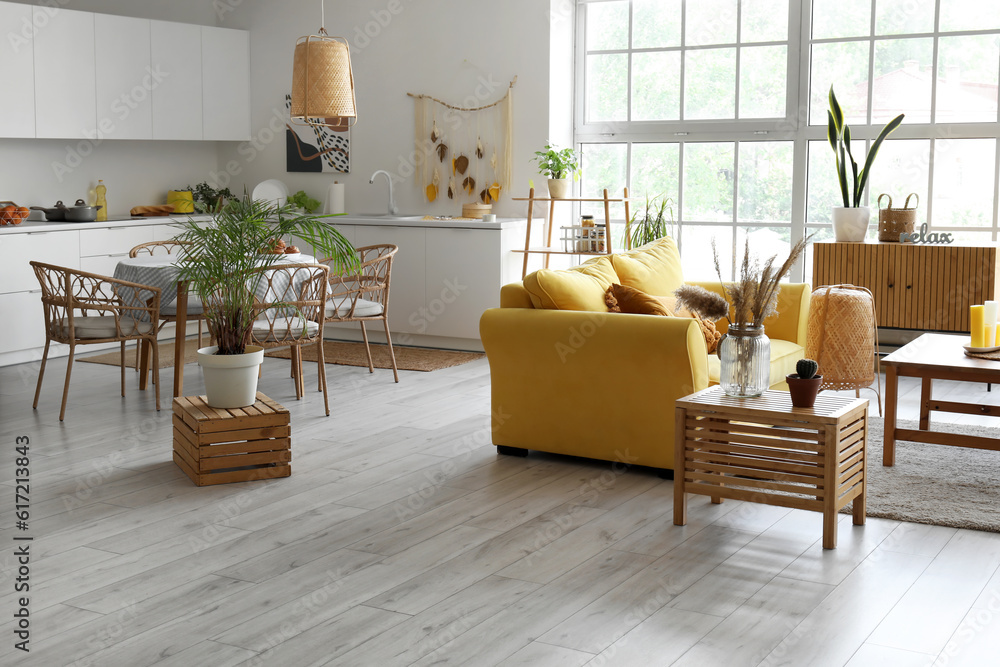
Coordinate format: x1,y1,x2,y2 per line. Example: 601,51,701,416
882,332,1000,374
676,386,868,424
172,393,289,433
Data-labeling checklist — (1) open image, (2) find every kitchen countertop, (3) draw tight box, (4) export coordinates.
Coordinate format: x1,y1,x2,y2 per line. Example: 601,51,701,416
0,215,212,235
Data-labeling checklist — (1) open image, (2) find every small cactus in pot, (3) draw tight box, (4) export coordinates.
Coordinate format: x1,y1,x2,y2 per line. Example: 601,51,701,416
787,358,823,408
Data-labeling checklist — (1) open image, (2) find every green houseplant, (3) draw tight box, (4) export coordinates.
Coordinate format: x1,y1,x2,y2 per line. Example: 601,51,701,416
172,193,357,407
185,182,236,213
532,142,581,199
627,194,675,249
827,86,904,241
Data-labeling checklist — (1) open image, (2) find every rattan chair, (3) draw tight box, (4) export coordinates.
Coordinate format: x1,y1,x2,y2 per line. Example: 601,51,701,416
247,263,331,415
320,244,399,383
30,261,162,421
129,240,206,359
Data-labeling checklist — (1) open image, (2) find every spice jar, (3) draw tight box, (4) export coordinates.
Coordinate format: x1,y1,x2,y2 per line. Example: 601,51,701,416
578,215,594,252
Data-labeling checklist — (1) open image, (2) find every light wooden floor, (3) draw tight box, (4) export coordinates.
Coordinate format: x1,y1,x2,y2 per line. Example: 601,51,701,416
2,346,1000,667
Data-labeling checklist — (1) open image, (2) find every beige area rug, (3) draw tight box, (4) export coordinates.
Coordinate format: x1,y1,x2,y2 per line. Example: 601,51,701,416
79,339,200,368
265,341,485,372
842,418,1000,533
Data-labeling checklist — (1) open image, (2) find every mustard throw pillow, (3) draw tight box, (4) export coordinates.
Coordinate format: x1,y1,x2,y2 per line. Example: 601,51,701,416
610,237,684,296
605,283,671,316
523,255,618,311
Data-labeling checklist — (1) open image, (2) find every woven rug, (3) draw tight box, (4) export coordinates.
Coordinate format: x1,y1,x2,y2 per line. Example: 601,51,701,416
79,339,200,368
841,418,1000,533
265,341,484,372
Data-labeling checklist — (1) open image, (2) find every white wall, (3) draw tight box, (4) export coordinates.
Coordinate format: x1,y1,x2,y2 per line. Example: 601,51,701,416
219,0,561,218
0,0,223,218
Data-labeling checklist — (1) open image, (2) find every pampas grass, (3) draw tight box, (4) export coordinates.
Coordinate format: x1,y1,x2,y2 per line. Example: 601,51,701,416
674,284,730,321
712,235,811,327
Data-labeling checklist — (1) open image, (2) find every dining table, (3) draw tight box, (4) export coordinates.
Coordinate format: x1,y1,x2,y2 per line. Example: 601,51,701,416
114,253,318,397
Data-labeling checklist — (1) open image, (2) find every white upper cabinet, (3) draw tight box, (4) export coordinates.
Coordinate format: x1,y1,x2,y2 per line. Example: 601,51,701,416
33,6,97,139
0,1,36,138
95,14,153,140
202,26,251,141
150,20,203,141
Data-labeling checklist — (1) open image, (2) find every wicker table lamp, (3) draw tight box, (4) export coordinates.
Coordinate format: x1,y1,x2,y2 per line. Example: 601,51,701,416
806,284,882,415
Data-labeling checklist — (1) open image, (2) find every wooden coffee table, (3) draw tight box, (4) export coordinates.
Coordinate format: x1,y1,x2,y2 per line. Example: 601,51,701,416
882,332,1000,466
674,387,868,549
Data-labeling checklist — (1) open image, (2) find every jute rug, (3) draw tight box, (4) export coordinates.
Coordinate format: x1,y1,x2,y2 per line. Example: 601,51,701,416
265,341,484,372
843,418,1000,533
79,339,200,368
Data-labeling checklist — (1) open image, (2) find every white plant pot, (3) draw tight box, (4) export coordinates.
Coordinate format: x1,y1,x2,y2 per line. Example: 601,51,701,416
547,178,572,199
197,345,265,409
832,206,871,242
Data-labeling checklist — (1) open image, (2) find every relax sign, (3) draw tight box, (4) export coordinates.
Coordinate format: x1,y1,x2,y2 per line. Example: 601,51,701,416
900,223,954,244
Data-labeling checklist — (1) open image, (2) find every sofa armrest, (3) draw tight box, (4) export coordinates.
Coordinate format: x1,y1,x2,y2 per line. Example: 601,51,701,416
689,281,811,346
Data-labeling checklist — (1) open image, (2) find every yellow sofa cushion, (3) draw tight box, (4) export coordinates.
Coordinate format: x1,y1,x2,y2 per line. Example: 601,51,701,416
707,338,804,388
523,255,618,311
611,237,684,296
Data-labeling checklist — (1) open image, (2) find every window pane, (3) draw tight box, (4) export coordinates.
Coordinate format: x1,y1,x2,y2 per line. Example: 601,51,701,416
632,0,682,49
685,48,737,119
940,0,1000,32
867,139,930,226
741,0,789,43
686,0,738,46
580,143,628,221
737,226,794,276
872,38,933,124
586,1,629,51
630,143,680,210
632,52,681,120
683,142,735,222
936,35,1000,123
810,41,870,125
932,139,996,227
739,45,787,118
807,140,842,223
812,0,871,39
738,142,793,222
586,54,628,122
680,225,733,280
875,0,935,35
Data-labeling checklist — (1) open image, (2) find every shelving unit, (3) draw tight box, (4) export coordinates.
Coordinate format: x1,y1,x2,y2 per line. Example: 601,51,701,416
512,187,631,278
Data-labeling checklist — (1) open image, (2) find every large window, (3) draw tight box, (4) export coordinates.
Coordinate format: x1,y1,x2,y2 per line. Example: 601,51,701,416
575,0,1000,281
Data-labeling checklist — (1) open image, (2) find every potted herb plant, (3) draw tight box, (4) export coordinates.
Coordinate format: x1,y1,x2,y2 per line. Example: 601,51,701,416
786,358,823,408
186,182,236,213
627,194,675,249
172,193,356,408
532,142,581,199
828,86,904,242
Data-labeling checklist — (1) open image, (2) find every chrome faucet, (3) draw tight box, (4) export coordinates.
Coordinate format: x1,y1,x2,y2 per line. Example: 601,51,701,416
369,170,398,216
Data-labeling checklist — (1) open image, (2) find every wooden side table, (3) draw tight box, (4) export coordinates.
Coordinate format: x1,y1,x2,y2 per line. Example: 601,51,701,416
172,392,291,486
673,387,868,549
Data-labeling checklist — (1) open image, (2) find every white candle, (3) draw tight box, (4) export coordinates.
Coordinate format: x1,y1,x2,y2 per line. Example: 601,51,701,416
986,301,998,346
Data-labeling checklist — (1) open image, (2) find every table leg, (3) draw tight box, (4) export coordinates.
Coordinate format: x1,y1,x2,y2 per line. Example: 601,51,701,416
919,376,932,430
173,280,188,398
673,406,688,526
823,423,839,549
138,340,151,391
853,412,868,527
883,364,898,467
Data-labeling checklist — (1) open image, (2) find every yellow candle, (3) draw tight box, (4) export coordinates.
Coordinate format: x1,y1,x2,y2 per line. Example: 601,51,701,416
971,305,985,347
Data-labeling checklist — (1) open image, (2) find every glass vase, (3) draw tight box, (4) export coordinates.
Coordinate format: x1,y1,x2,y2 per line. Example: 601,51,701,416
718,325,770,397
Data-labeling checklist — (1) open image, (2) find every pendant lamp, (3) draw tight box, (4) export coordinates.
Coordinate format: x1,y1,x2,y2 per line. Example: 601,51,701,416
290,1,357,129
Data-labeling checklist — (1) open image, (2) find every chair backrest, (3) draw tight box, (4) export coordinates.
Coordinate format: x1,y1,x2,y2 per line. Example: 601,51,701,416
248,263,329,346
29,261,161,342
129,240,191,258
321,244,398,319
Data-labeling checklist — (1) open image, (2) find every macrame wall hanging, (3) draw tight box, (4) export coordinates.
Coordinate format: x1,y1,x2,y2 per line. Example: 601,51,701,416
408,76,515,204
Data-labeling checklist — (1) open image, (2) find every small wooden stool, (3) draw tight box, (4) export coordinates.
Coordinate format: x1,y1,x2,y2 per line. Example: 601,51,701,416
172,392,291,486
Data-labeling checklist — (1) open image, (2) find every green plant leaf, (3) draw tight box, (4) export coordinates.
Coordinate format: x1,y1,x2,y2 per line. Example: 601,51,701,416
855,113,905,207
828,86,844,134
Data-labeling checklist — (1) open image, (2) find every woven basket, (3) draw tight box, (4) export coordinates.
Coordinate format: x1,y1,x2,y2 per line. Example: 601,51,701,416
877,193,918,242
806,285,878,392
291,33,356,121
462,203,491,219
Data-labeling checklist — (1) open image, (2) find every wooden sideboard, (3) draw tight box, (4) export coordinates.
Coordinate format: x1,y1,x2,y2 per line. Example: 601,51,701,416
812,242,1000,332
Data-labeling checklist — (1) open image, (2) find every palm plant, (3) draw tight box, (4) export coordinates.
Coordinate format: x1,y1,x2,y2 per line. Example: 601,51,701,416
828,86,904,208
172,193,357,355
627,194,675,249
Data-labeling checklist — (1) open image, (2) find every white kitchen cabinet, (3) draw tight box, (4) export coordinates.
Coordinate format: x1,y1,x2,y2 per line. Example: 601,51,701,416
95,14,153,140
79,226,154,276
0,291,47,355
202,26,251,141
423,228,502,339
150,20,203,141
0,230,80,293
0,1,36,137
33,6,96,139
354,226,427,335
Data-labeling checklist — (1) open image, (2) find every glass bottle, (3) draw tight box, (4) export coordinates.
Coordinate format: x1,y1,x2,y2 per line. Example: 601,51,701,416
95,180,108,222
718,325,771,397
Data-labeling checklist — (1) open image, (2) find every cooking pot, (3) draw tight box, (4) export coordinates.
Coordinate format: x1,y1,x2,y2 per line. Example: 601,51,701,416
30,201,68,221
64,199,103,222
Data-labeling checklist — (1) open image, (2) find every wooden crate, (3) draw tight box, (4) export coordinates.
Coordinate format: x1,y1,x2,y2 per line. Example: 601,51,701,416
673,387,868,549
172,392,291,486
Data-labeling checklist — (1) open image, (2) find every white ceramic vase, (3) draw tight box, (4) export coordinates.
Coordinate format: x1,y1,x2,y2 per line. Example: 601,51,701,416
547,178,571,199
197,345,265,408
832,206,871,242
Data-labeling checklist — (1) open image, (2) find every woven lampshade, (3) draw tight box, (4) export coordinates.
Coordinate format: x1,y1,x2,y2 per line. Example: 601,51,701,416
806,285,878,392
290,31,356,129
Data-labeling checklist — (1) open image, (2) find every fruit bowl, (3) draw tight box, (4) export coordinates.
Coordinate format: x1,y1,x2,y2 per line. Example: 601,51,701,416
0,201,30,226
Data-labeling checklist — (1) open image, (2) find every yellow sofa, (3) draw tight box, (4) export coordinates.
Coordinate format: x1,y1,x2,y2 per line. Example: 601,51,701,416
479,237,810,473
